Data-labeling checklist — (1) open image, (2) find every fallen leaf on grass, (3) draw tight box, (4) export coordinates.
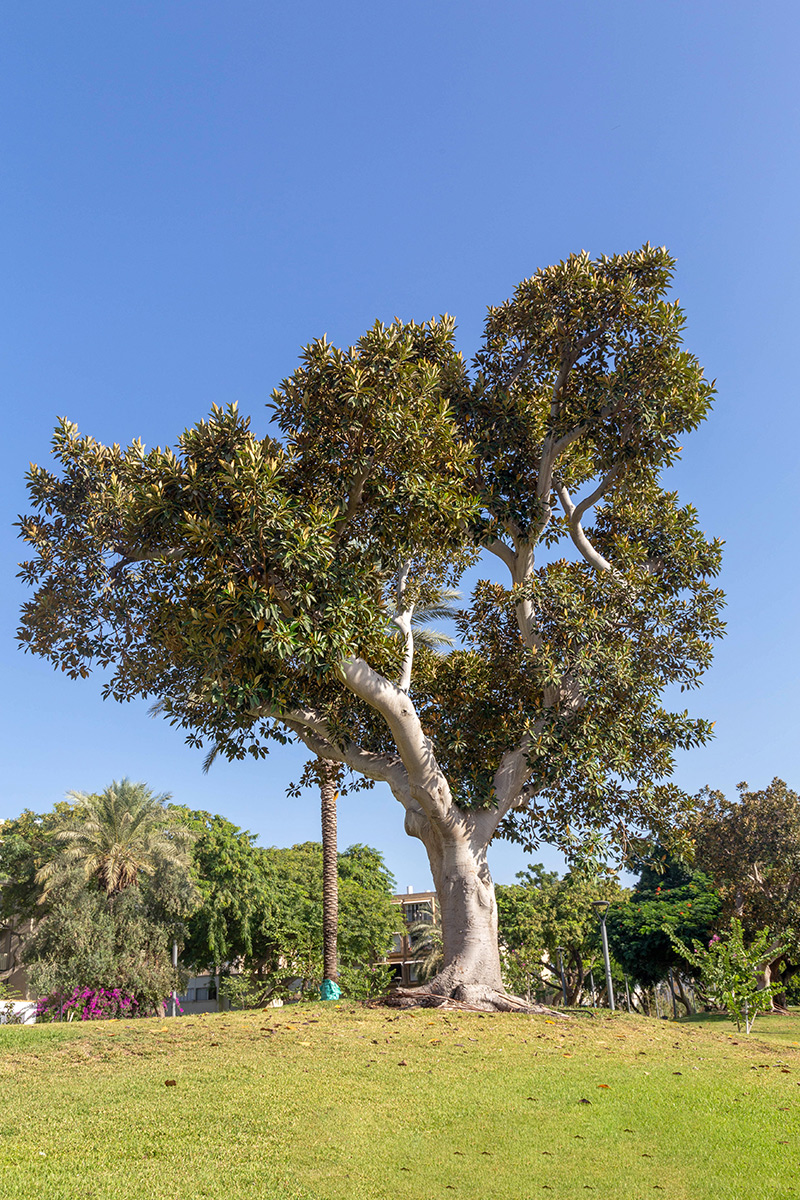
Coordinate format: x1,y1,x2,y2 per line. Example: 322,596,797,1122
597,1084,610,1089
164,1080,177,1087
579,1098,591,1105
398,1060,408,1066
672,1072,682,1076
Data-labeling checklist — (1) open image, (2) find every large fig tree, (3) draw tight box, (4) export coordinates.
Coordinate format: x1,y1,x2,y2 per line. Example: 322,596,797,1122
18,246,724,1009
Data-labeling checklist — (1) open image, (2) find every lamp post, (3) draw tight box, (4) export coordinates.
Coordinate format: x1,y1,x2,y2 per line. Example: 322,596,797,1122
555,946,568,1007
592,901,615,1013
170,938,178,1018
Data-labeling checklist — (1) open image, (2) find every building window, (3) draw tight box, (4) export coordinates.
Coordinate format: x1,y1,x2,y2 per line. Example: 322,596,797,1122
0,929,13,974
403,902,432,926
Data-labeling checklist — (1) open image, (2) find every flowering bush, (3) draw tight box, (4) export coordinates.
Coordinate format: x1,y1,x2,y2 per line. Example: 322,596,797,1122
670,918,784,1033
35,986,140,1022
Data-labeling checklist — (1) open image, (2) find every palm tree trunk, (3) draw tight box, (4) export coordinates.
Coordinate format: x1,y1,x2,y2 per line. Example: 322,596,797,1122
319,760,339,985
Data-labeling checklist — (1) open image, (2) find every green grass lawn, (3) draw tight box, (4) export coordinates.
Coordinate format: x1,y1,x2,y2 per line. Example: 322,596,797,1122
2,1004,800,1199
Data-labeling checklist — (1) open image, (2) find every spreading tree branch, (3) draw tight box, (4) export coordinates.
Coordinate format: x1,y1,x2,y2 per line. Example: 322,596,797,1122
391,560,415,693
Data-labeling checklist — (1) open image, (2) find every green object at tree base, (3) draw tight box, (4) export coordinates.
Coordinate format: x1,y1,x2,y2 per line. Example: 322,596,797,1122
320,978,341,1001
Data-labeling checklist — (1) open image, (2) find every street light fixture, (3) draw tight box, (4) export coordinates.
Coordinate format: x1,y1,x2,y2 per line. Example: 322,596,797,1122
592,900,615,1013
555,946,568,1007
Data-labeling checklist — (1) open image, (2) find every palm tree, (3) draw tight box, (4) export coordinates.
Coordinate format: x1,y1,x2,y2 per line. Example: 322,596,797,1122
37,778,194,899
316,759,342,995
408,907,444,982
388,585,461,654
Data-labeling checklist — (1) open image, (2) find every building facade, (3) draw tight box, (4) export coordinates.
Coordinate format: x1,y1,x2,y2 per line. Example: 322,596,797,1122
382,888,438,987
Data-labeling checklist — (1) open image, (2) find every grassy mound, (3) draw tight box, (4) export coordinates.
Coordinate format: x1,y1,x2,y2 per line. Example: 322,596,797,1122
1,1005,799,1198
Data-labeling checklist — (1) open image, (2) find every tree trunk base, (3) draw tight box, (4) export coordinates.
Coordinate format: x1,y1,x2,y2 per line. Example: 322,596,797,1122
380,985,566,1015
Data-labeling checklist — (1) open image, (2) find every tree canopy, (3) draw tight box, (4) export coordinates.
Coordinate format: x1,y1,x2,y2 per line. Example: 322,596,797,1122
171,807,397,988
1,783,196,1011
17,246,724,1006
690,778,800,1001
496,865,625,1003
605,850,720,993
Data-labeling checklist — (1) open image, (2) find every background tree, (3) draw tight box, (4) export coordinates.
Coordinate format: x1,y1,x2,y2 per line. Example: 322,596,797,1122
173,807,397,998
173,808,274,982
496,865,625,1004
605,850,720,1012
691,778,800,1006
248,841,397,994
17,246,724,1009
38,779,195,901
10,782,196,1012
0,805,72,923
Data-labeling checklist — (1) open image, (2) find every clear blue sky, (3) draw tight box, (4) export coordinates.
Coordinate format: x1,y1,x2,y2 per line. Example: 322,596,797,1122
3,1,798,891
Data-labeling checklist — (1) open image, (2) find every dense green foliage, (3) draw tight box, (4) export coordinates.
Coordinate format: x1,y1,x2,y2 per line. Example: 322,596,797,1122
691,779,800,999
0,782,196,1012
171,808,397,994
0,806,70,923
605,852,720,991
172,808,270,970
2,793,398,1006
496,865,625,1002
24,886,178,1013
18,246,723,865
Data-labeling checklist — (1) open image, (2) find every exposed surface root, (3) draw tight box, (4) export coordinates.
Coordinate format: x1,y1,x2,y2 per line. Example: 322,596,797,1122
375,985,567,1016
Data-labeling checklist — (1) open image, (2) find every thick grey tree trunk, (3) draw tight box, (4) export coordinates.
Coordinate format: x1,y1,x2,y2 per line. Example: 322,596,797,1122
425,828,503,998
397,809,545,1010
